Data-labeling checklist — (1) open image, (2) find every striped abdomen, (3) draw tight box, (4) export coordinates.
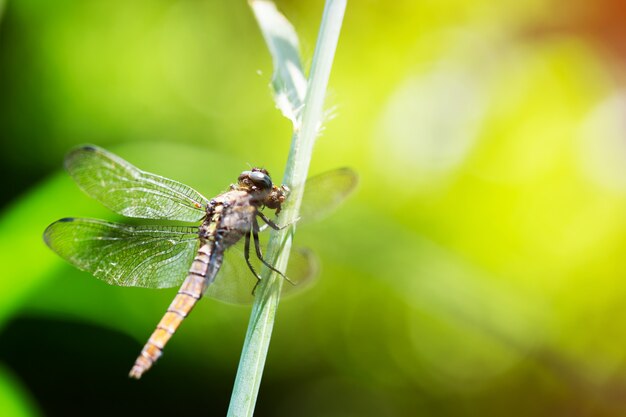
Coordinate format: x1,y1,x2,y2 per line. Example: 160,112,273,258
128,243,215,379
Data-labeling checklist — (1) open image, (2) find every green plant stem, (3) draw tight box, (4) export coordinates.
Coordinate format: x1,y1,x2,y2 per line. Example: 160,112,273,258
226,1,346,416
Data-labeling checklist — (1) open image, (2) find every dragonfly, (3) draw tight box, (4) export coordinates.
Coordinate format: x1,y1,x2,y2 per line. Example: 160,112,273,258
43,145,357,379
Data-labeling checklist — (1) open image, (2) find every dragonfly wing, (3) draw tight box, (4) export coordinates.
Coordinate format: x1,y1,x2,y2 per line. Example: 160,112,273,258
44,218,199,288
296,168,359,224
280,247,319,299
203,245,255,304
204,242,319,304
65,145,208,222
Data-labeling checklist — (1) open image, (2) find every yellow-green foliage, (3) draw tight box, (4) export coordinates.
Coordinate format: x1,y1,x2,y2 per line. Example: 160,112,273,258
1,0,624,416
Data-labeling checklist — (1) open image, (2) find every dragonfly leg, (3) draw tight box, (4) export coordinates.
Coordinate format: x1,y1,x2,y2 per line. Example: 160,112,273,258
257,211,299,230
245,231,266,296
252,217,295,286
244,230,262,282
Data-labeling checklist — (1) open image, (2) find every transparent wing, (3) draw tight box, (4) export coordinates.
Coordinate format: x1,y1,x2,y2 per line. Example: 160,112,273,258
44,218,199,288
205,241,319,304
298,168,358,223
65,145,208,222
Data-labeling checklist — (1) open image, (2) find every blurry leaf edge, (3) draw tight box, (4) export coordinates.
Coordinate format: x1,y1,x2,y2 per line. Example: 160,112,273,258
250,0,307,128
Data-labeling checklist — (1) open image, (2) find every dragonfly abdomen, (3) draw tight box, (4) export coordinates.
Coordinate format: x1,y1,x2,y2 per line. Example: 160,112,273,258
129,244,213,379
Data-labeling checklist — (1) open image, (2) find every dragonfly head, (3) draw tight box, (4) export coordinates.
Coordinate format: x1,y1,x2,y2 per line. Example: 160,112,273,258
238,168,273,194
237,168,289,214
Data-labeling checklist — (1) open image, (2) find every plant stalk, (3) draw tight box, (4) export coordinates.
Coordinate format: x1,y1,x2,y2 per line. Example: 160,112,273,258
226,1,346,416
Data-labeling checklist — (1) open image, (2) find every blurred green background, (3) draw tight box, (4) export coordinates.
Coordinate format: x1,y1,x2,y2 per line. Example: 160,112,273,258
1,0,626,416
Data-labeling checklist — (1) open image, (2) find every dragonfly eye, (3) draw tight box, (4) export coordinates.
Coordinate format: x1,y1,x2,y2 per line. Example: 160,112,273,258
238,170,273,191
249,171,272,190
